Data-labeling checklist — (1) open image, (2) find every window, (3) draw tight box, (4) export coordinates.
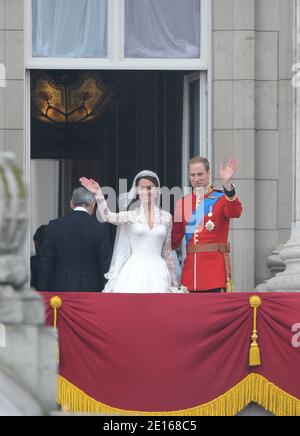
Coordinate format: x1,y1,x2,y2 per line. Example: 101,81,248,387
26,0,209,70
189,78,200,157
181,72,209,187
32,0,108,58
125,0,200,59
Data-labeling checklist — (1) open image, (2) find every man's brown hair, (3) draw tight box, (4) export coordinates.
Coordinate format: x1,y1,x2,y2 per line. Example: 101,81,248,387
188,156,210,172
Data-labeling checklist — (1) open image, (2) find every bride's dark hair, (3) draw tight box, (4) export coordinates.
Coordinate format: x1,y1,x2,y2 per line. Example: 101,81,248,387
127,175,159,210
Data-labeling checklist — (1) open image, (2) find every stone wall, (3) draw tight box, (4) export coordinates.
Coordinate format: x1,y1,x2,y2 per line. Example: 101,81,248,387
0,289,57,415
212,0,294,291
0,2,57,414
0,151,57,416
0,0,24,169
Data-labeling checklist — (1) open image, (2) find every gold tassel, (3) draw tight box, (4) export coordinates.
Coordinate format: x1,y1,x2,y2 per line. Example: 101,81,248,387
226,276,234,293
224,251,234,292
50,296,63,363
250,345,260,367
249,296,262,367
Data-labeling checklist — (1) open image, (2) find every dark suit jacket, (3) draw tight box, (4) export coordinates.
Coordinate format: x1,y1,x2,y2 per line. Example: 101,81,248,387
30,254,40,290
39,211,112,292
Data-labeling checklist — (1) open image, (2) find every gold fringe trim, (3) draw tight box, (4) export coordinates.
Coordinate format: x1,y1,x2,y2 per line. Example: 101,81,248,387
57,373,300,416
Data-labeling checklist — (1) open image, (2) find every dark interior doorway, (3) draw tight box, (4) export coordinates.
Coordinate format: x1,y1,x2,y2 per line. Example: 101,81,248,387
31,69,191,216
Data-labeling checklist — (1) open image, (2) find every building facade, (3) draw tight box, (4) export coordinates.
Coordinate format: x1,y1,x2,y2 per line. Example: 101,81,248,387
0,0,298,415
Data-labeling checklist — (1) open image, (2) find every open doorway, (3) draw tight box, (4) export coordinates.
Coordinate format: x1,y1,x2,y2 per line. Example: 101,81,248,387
30,69,205,253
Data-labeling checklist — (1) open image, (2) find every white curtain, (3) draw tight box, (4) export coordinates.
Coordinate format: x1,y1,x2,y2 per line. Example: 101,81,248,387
30,160,59,255
32,0,107,58
125,0,200,58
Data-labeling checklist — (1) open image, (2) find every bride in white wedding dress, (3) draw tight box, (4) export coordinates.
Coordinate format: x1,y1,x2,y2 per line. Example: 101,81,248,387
80,170,178,293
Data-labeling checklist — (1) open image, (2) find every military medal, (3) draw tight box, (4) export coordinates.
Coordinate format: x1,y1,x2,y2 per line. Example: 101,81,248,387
205,220,215,232
205,206,215,232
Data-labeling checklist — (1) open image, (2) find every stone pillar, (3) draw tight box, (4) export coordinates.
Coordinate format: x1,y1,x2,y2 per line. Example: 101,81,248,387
265,0,300,292
212,0,256,292
0,0,24,169
0,153,57,415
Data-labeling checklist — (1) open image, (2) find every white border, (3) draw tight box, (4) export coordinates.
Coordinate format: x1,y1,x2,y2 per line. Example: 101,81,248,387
24,0,209,71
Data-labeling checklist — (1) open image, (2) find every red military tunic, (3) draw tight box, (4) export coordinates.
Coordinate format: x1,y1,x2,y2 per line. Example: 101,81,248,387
172,187,242,291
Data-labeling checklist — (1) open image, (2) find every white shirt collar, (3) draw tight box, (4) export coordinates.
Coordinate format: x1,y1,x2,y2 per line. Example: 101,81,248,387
73,207,89,213
193,185,213,197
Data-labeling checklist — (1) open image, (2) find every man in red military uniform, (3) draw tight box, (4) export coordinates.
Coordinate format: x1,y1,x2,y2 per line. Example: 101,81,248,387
172,157,242,293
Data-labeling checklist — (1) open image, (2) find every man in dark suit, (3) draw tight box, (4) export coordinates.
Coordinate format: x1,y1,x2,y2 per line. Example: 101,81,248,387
39,187,112,292
31,225,49,289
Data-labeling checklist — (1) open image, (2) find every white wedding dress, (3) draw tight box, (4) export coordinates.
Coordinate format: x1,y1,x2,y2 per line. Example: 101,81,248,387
95,192,177,293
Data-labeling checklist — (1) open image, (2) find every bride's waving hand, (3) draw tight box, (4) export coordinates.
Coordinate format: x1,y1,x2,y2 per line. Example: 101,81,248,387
80,177,133,225
79,177,101,195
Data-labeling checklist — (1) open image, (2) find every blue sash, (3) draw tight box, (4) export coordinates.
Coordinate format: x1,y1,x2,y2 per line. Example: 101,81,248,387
185,192,224,245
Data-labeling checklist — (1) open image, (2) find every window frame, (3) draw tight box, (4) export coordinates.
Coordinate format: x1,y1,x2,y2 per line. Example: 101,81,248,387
25,0,210,71
181,71,209,188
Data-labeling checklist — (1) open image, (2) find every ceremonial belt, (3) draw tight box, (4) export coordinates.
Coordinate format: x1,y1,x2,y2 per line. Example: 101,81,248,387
187,242,234,292
186,242,230,254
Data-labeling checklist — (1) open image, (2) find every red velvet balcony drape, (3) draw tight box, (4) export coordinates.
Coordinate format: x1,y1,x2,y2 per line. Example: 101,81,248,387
40,292,300,416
